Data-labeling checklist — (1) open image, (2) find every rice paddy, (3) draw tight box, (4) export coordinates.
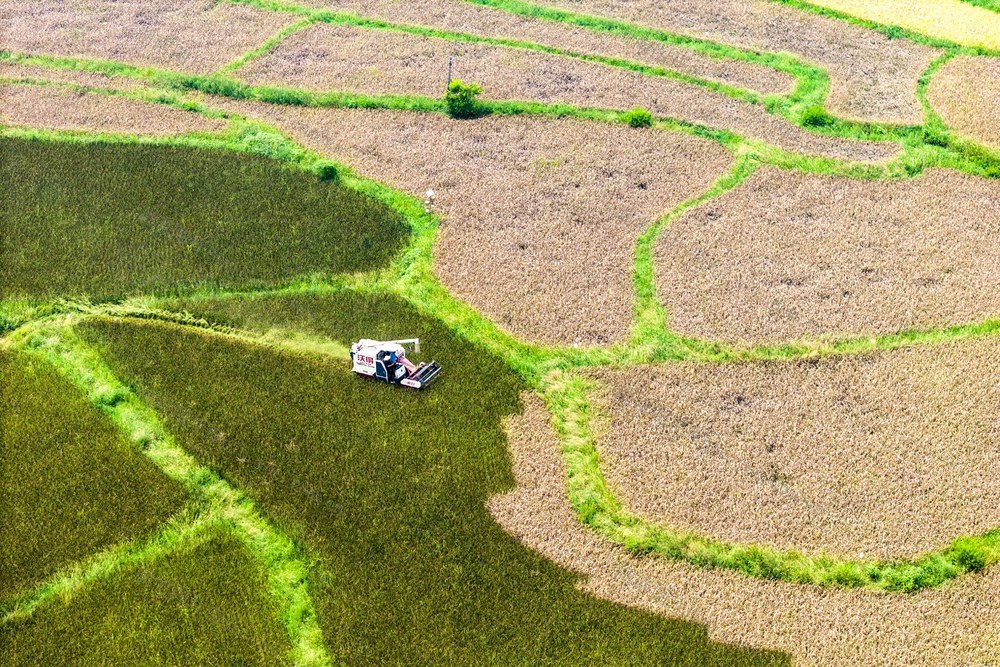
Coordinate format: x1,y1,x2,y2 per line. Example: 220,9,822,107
0,351,185,602
0,136,407,301
2,0,998,664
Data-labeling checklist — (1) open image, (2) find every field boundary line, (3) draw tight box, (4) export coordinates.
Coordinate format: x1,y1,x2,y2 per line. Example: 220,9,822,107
0,505,219,625
214,15,318,77
6,49,1000,179
11,322,333,667
226,0,945,148
5,97,1000,594
540,369,1000,592
222,0,772,107
631,153,761,354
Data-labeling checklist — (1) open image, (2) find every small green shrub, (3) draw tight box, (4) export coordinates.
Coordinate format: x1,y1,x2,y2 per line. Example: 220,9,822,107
950,538,988,572
313,160,340,183
800,105,835,128
621,106,654,128
444,79,483,119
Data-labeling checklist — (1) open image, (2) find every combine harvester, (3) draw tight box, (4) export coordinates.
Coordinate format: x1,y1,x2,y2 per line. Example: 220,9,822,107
350,338,442,389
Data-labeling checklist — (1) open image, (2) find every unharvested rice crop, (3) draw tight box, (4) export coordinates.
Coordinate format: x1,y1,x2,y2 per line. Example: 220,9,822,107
0,83,227,136
0,0,295,75
296,0,796,95
654,167,1000,344
798,0,1000,50
1,530,292,665
589,337,1000,560
927,56,1000,150
530,0,940,123
207,99,732,345
0,351,185,602
488,394,1000,667
77,300,785,666
0,136,407,300
237,23,898,162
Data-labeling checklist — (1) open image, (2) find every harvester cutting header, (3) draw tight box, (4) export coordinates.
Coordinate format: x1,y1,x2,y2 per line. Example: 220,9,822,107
350,338,442,389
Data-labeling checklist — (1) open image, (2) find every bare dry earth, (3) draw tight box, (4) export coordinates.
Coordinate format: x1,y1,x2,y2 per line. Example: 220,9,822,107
237,22,898,163
204,97,732,345
655,167,1000,344
0,83,227,136
297,0,796,95
927,56,1000,150
0,0,294,75
528,0,940,124
488,393,1000,667
589,338,1000,560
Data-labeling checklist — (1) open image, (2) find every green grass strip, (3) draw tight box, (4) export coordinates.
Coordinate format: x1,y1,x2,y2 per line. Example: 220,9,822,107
766,0,1000,56
224,0,765,105
541,369,1000,592
4,90,1000,593
0,506,220,625
12,322,332,667
958,0,1000,11
215,15,317,76
4,49,1000,179
631,153,761,352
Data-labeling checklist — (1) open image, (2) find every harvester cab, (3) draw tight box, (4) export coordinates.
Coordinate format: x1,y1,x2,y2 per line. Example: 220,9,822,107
350,338,442,389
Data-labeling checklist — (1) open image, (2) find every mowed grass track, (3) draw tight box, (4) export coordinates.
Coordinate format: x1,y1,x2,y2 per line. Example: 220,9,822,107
1,530,292,666
80,292,787,666
0,137,407,300
0,351,185,602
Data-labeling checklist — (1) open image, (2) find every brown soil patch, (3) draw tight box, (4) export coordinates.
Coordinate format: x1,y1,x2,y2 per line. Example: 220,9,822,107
239,22,897,162
203,97,732,345
655,167,1000,344
927,56,1000,150
589,337,1000,560
488,392,1000,667
0,83,227,136
526,0,940,124
298,0,796,95
0,0,294,75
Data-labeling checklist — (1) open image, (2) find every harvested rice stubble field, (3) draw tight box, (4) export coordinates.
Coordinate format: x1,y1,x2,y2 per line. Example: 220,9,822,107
0,83,228,136
295,0,799,95
588,338,1000,561
489,395,1000,667
205,99,734,345
234,22,899,162
523,0,942,123
0,0,296,75
654,166,1000,344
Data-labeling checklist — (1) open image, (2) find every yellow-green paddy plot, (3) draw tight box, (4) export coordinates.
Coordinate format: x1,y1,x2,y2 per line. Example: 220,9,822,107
0,351,185,602
0,136,407,300
797,0,1000,50
81,291,788,666
0,530,292,666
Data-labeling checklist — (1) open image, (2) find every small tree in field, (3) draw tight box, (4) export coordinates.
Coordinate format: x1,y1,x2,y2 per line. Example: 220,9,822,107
445,79,483,119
